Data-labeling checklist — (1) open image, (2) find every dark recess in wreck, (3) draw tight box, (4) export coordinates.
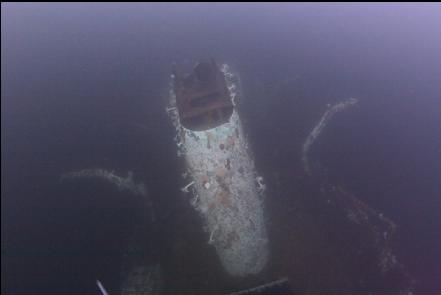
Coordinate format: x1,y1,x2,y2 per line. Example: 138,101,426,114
172,59,233,131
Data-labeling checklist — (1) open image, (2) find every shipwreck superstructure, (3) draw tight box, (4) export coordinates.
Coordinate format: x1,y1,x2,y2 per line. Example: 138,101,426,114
168,61,269,277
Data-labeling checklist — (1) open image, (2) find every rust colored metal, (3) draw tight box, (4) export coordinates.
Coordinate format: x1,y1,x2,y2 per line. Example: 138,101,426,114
172,59,233,131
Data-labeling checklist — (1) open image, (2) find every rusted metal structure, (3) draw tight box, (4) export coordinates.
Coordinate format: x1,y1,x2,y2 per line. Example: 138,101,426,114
172,59,233,131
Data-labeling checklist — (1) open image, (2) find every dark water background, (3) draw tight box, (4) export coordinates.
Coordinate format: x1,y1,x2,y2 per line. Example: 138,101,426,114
2,3,440,294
